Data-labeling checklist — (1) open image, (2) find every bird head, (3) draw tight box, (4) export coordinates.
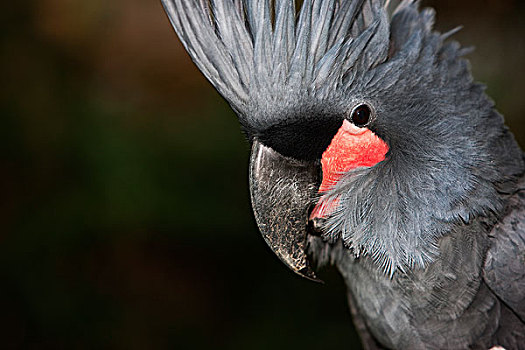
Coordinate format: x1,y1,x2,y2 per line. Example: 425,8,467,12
163,0,523,278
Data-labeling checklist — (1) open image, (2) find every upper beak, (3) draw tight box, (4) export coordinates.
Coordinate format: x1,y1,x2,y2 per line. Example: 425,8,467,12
249,140,321,282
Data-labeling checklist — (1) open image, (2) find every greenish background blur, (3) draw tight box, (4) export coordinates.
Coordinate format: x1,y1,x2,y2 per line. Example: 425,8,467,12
1,1,524,349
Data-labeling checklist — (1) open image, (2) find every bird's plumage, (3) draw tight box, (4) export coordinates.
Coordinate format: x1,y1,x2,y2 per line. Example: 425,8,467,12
309,181,525,348
162,0,525,348
318,2,523,275
162,0,390,136
484,176,525,322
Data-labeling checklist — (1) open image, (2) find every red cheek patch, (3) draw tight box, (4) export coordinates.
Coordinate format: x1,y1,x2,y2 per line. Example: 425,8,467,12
311,120,388,219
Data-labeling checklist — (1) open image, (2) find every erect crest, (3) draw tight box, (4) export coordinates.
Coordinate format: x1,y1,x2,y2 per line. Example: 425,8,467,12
162,0,390,129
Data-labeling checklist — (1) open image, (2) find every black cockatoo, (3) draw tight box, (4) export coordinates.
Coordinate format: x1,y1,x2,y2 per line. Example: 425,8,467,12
162,0,525,348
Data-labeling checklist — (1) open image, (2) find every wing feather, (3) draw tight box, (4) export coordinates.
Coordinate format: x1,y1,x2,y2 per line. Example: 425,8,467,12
484,175,525,322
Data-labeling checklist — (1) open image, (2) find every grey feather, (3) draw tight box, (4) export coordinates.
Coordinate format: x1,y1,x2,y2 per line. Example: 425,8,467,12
309,204,525,349
318,1,524,275
484,176,525,323
162,0,389,131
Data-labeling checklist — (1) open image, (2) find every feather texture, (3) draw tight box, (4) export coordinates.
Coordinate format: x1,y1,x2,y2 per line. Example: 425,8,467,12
164,0,524,275
162,0,389,130
165,1,525,348
317,1,524,275
484,177,525,323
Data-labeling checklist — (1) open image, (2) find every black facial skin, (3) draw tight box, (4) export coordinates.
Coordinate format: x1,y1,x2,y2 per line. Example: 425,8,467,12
256,117,343,161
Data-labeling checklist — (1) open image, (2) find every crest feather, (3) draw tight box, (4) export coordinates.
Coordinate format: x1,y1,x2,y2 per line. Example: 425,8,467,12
162,0,390,126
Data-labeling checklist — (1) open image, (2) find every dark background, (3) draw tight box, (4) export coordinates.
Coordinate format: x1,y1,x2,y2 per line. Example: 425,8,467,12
1,0,524,349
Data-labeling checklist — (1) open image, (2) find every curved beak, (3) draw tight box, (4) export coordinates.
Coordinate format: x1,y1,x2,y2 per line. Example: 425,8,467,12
249,140,321,282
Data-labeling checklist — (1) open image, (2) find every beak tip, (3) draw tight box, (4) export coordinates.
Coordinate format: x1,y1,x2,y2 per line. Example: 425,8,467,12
296,267,324,284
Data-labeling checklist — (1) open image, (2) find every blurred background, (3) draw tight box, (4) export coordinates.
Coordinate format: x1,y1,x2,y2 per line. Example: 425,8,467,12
1,0,524,349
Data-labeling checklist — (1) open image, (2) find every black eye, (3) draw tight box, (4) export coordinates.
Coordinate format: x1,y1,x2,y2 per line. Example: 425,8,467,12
351,104,372,127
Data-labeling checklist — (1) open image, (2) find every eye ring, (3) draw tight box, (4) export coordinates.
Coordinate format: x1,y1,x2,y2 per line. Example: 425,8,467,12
350,103,373,127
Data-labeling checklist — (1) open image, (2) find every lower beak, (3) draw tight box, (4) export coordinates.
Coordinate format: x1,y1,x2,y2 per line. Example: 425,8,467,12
249,140,321,282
